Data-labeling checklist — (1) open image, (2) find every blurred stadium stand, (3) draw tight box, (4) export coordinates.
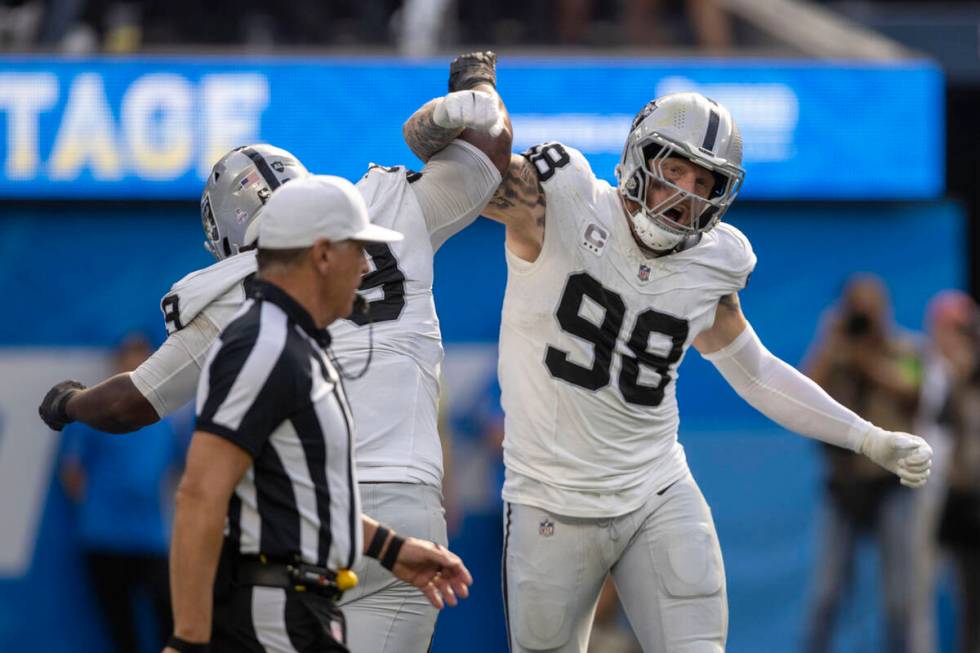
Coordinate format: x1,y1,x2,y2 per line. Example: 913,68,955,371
0,1,976,652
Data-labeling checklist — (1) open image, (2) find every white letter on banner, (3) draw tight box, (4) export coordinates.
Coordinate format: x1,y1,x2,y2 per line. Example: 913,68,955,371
199,74,269,178
48,73,123,180
0,73,58,180
122,74,193,180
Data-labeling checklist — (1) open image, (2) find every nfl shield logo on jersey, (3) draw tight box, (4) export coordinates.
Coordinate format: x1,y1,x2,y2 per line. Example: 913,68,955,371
638,264,651,282
539,518,555,537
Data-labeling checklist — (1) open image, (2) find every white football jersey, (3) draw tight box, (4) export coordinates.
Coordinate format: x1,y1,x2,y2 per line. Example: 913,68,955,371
161,249,257,337
133,140,500,489
328,165,450,487
500,143,756,518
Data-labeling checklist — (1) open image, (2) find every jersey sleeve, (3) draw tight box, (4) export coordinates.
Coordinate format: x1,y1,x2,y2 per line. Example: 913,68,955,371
522,142,597,194
715,223,757,293
410,139,502,251
130,310,223,418
194,327,298,458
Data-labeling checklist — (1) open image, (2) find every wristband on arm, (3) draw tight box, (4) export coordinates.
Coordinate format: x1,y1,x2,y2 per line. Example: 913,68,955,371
380,534,406,572
366,525,390,559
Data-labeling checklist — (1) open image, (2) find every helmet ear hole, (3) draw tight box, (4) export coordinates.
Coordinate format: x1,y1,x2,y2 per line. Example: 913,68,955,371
222,237,232,258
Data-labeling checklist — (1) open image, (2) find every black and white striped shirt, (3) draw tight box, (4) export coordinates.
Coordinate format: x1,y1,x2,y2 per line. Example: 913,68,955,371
195,279,362,571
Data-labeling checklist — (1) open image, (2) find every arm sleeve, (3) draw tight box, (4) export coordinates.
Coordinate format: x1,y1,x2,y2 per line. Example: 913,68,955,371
411,139,502,251
130,312,222,418
702,322,872,452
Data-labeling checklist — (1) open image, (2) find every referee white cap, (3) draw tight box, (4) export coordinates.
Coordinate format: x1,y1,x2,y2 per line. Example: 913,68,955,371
258,175,403,249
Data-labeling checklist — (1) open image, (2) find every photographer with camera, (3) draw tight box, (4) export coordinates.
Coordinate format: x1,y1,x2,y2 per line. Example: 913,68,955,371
802,274,923,653
911,290,980,653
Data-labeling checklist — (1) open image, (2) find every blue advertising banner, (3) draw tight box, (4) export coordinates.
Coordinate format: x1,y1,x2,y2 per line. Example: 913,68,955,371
0,56,942,200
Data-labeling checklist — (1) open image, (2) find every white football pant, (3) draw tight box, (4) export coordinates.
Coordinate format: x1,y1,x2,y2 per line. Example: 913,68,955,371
339,483,448,653
503,473,727,653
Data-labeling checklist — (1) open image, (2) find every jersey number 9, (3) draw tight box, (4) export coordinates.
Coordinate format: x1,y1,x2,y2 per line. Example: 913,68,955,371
347,243,406,326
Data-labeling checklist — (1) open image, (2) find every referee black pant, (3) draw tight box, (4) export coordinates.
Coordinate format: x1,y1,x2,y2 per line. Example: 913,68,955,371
213,584,348,653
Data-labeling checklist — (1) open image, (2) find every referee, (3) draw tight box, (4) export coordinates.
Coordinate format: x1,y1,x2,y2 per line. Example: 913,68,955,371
165,176,472,653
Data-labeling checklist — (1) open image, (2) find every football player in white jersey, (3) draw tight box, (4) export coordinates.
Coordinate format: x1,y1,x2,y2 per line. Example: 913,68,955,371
408,86,934,651
39,52,512,652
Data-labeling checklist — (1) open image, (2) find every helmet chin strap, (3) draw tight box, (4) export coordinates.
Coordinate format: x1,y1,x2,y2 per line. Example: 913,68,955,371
622,199,702,257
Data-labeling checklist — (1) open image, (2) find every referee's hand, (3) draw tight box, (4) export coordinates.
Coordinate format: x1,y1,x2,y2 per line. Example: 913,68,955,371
391,539,473,609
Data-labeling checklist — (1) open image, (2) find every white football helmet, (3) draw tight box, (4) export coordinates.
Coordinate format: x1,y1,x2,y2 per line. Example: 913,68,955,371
615,92,745,252
201,144,311,260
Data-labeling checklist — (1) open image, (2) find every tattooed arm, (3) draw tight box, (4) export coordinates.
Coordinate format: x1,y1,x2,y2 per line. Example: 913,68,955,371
403,52,512,175
403,84,512,175
693,293,749,353
482,154,547,262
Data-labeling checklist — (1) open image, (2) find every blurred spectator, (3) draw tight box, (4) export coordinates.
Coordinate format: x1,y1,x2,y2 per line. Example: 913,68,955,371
59,334,185,653
555,0,732,48
0,0,43,49
801,274,922,653
912,291,980,653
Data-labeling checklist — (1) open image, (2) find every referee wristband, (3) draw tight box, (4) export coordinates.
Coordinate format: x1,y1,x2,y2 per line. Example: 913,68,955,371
380,534,406,571
167,636,210,653
366,526,390,560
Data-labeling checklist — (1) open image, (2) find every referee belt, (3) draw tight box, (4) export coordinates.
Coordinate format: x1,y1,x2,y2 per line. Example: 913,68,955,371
233,554,349,601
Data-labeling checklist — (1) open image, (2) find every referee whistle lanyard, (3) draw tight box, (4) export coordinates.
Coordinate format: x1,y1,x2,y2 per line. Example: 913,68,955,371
331,294,374,381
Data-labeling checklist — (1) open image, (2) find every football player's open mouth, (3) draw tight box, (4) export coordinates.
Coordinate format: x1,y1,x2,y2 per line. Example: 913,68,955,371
665,207,686,223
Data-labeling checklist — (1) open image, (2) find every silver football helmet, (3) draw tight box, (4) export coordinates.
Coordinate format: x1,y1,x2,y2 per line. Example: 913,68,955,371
201,144,311,260
615,92,745,252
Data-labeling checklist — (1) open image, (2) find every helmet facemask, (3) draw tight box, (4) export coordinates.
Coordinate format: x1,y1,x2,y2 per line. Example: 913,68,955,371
620,132,744,252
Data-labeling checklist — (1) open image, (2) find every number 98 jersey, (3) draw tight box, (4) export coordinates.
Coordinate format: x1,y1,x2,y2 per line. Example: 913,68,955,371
500,143,756,518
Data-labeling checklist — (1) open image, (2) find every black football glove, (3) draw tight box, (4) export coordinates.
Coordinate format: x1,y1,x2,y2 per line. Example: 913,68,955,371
39,380,86,431
448,51,497,93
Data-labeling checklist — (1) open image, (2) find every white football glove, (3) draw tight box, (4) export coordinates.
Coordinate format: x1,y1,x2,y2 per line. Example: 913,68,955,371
859,427,933,488
432,90,504,137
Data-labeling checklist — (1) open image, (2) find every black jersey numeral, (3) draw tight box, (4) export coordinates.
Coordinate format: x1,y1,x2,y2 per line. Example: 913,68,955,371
347,243,406,326
526,143,571,182
545,272,689,407
161,294,183,333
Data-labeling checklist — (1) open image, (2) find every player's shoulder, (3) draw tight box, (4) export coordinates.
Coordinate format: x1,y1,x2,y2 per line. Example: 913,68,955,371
356,163,422,219
522,142,596,189
162,251,257,334
711,223,754,266
357,163,421,196
690,222,757,286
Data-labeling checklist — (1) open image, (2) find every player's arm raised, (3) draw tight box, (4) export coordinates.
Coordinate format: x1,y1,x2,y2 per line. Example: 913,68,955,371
482,154,547,262
403,51,511,175
694,293,933,488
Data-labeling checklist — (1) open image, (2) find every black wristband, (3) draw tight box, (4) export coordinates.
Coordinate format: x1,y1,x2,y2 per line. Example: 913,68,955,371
366,525,390,559
380,534,406,571
167,635,210,653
